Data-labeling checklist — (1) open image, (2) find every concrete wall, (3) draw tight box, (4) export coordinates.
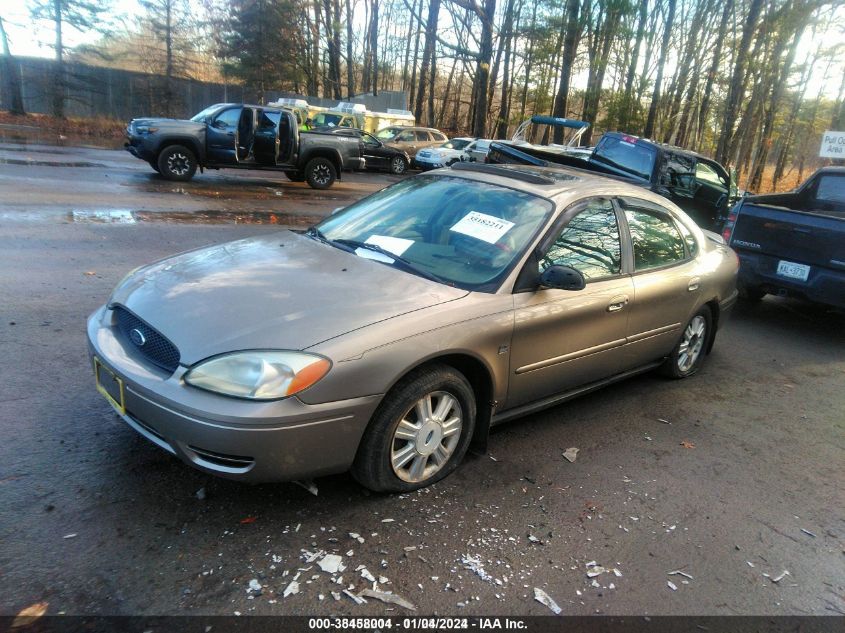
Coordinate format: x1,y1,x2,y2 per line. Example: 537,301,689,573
1,56,408,120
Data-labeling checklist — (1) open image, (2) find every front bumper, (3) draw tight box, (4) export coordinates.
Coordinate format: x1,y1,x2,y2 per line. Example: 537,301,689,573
87,306,381,482
124,134,155,162
413,156,444,171
737,251,845,309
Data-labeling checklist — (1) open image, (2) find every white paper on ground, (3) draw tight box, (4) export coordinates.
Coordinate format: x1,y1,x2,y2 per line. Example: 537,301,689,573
450,211,515,244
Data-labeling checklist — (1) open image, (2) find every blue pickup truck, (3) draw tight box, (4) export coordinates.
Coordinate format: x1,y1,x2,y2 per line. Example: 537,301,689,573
721,166,845,307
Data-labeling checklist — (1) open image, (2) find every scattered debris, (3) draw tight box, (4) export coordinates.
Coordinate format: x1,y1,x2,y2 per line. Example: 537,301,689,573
527,535,542,544
240,516,257,524
317,554,345,574
586,563,607,578
657,418,671,424
461,554,492,582
343,589,366,605
294,480,319,496
746,561,755,568
360,568,376,583
381,518,395,523
349,532,365,544
668,570,693,580
770,570,790,584
331,592,341,601
680,441,695,449
62,533,77,539
11,602,49,628
800,528,817,538
613,568,623,577
533,587,561,615
195,487,206,500
562,448,579,463
403,546,417,552
359,588,417,611
283,581,300,597
667,581,678,591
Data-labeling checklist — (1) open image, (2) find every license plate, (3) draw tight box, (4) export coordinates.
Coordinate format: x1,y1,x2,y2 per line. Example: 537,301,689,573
94,356,125,415
776,260,810,281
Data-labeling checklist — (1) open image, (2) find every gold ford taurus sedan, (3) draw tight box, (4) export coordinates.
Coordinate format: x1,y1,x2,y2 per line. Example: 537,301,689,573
88,163,739,492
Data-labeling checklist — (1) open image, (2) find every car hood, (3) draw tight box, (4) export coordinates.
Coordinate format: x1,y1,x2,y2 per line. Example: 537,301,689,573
109,231,468,365
420,148,460,160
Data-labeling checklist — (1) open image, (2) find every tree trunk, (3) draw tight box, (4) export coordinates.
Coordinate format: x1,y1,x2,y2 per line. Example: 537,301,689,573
551,0,580,144
620,0,647,131
518,1,538,123
414,0,439,123
345,0,355,98
495,0,518,139
52,0,65,118
643,0,676,139
0,16,25,115
715,0,764,166
472,0,496,137
370,0,379,95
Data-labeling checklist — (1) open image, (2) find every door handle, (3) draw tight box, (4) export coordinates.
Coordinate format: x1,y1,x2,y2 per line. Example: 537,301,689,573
688,277,701,292
607,295,629,312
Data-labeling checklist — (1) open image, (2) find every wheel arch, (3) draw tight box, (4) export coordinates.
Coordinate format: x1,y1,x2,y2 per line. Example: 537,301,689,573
154,137,204,165
300,148,343,179
704,298,720,354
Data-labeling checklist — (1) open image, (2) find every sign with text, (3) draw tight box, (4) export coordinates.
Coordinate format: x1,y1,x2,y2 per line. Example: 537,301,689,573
819,130,845,158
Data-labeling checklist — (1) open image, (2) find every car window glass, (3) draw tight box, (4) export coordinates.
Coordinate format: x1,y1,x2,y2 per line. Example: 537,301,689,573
662,153,696,191
624,204,687,270
362,132,379,145
695,161,727,187
257,110,280,130
318,175,554,292
435,132,448,142
541,199,621,280
592,136,657,179
397,131,415,142
213,107,241,128
443,139,470,150
416,131,431,141
815,175,845,204
675,219,699,257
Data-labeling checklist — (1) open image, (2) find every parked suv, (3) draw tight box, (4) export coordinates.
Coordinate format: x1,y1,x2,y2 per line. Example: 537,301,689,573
125,103,365,189
374,126,448,160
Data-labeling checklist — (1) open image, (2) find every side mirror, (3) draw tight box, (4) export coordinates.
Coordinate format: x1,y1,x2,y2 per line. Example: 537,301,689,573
539,265,586,291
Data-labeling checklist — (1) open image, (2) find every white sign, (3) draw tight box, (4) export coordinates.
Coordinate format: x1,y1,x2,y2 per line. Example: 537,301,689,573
365,234,414,256
819,131,845,158
450,211,515,244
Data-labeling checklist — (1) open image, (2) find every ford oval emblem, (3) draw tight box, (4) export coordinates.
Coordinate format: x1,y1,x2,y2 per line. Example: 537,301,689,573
129,328,146,347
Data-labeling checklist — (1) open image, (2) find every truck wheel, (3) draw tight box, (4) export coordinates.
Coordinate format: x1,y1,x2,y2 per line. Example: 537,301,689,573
285,171,305,182
157,145,197,181
390,156,408,175
148,160,161,174
305,157,336,189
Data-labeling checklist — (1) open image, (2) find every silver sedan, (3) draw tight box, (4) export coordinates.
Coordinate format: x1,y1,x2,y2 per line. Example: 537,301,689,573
88,163,739,492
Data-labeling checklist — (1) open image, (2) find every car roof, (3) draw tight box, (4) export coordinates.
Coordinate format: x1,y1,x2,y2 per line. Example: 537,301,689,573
440,162,686,210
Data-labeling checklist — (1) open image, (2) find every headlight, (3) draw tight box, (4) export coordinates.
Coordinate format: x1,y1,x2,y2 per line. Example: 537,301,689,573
184,351,331,400
135,126,158,135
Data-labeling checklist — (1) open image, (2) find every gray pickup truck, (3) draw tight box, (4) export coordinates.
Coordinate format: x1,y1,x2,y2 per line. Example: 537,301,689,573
722,166,845,307
125,103,365,189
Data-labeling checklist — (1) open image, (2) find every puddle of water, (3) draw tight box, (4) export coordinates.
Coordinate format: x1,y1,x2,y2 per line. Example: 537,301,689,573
0,157,105,168
0,146,74,155
71,210,137,224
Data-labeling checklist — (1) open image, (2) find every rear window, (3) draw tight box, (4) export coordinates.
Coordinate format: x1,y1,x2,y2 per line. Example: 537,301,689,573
816,175,845,204
593,137,657,180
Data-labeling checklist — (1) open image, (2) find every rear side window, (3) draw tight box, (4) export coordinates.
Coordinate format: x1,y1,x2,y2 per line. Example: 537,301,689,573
542,199,621,280
624,205,687,270
396,131,415,142
815,175,845,204
433,132,448,142
415,131,432,141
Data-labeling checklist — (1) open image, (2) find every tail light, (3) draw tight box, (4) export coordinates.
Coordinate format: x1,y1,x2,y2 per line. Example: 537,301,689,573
721,208,739,243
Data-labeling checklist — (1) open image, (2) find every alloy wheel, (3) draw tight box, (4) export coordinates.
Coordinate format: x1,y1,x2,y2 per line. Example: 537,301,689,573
677,315,706,373
166,152,190,176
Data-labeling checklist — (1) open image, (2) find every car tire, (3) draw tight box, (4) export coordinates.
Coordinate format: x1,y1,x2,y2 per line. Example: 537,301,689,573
157,145,197,181
351,364,476,493
660,306,712,379
148,160,161,174
285,171,305,182
305,157,336,189
739,283,765,302
389,156,408,175
446,158,458,167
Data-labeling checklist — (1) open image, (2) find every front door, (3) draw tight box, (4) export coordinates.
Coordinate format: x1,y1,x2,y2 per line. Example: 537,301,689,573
508,198,633,408
206,106,242,164
361,132,389,170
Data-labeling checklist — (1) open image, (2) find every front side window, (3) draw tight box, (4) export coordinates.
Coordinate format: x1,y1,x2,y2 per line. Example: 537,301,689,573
375,127,400,140
213,107,242,128
624,203,687,270
593,136,657,180
396,131,416,142
317,176,554,291
541,199,621,281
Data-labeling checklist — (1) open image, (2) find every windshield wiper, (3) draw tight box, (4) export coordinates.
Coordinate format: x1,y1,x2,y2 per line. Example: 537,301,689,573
333,239,445,284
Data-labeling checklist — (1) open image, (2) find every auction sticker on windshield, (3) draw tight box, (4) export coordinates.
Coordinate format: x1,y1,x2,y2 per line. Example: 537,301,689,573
450,211,515,244
365,235,414,256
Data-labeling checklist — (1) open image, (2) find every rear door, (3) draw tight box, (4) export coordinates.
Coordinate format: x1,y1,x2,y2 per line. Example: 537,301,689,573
253,109,281,165
206,106,241,164
618,197,702,364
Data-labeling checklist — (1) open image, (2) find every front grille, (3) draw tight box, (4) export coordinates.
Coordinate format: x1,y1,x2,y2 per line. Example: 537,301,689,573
114,306,181,374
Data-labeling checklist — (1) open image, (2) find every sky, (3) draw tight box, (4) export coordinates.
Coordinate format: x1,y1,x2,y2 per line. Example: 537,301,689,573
2,0,844,100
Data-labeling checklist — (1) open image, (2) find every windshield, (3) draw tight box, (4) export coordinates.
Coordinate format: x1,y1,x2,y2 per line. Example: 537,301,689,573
312,113,348,128
441,139,471,150
593,136,657,180
316,176,554,291
190,105,223,122
376,127,401,140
